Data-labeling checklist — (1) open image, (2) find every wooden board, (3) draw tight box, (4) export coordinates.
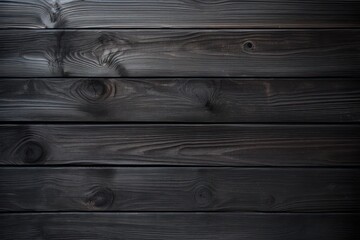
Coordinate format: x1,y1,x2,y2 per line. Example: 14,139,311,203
1,30,360,77
0,0,359,29
0,1,359,239
0,213,358,240
0,78,359,122
0,167,359,212
1,124,359,166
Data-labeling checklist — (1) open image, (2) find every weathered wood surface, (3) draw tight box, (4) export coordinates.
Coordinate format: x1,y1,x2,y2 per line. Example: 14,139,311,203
0,0,359,239
1,30,360,77
1,124,359,166
0,213,359,240
0,167,359,212
0,78,359,122
0,0,359,29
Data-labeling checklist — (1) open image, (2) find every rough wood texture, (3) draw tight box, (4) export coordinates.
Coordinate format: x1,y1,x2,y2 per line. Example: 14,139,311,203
0,0,359,29
0,0,359,239
1,30,359,77
0,167,359,212
0,213,359,240
1,124,359,166
0,78,359,122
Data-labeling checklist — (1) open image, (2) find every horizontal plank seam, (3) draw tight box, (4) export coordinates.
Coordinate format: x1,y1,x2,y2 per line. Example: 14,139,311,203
0,211,359,215
0,166,359,169
1,165,360,168
0,122,359,125
0,76,358,79
0,77,359,79
1,28,360,31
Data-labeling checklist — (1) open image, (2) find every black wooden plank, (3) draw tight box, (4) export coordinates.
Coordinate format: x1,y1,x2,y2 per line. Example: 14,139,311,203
1,124,359,166
0,213,358,239
0,167,359,212
0,0,359,29
0,78,359,122
0,30,359,77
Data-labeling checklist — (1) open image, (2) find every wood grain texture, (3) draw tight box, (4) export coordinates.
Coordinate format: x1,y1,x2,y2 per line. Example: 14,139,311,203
0,213,359,239
0,0,360,29
1,30,359,77
1,124,359,166
1,78,359,122
0,167,359,212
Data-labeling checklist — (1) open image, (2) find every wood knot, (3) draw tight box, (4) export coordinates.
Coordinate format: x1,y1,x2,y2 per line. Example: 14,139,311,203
264,194,276,207
94,34,131,66
84,187,114,210
243,41,255,51
42,0,64,28
204,100,215,112
18,141,46,164
194,185,213,207
49,1,61,23
73,79,115,103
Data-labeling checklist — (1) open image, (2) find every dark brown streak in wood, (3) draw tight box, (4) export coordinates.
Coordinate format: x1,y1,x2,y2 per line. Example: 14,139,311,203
0,0,360,28
0,124,359,166
0,168,359,212
0,78,359,122
0,30,359,77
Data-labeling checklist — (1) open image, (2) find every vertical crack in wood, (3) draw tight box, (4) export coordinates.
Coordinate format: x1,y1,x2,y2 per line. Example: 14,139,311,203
46,31,67,76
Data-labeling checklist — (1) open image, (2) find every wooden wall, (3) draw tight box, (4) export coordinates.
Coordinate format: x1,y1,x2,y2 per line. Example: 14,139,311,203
0,1,359,239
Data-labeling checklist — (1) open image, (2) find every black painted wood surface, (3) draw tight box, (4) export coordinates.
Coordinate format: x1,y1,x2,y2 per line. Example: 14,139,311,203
0,78,359,122
1,124,359,166
0,0,359,239
0,0,359,29
0,213,358,240
0,30,359,77
0,167,359,212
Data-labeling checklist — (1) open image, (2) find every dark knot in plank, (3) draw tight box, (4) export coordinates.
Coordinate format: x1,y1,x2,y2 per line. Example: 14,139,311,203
204,100,215,112
94,34,131,66
17,141,46,164
194,185,214,207
265,194,276,208
84,186,114,210
243,41,255,51
43,0,64,28
72,79,116,103
49,0,61,23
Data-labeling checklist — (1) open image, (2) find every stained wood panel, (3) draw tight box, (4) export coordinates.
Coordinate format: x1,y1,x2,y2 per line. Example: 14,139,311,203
1,30,360,77
0,0,359,29
0,78,359,122
0,167,359,212
0,0,359,239
1,124,359,166
0,213,358,240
